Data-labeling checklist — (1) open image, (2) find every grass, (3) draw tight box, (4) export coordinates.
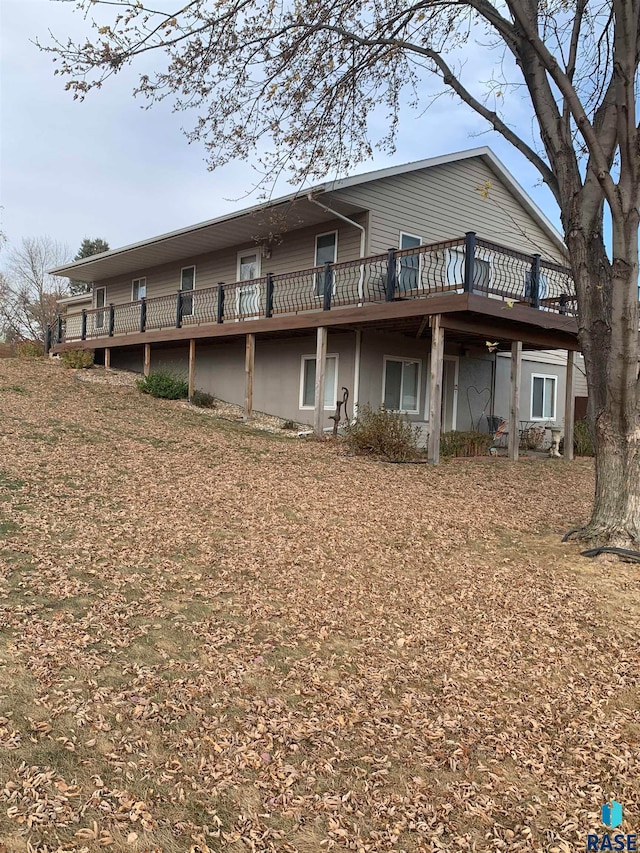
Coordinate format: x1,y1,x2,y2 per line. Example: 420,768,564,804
0,357,637,853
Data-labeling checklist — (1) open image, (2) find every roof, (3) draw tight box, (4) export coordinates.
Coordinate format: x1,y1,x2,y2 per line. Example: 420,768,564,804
50,147,565,281
57,293,93,305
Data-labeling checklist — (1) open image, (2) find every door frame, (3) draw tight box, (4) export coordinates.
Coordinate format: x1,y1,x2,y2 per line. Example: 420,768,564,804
442,355,459,431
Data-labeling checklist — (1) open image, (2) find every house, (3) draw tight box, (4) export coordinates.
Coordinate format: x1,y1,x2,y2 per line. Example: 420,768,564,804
49,147,581,462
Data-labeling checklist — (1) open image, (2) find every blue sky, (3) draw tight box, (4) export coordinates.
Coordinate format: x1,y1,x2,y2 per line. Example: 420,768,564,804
1,0,563,258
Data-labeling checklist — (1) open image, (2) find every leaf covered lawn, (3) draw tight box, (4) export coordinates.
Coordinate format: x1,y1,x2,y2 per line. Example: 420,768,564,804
0,359,638,853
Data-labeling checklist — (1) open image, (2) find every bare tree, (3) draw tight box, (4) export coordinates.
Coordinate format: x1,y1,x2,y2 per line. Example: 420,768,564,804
41,0,639,547
1,237,71,345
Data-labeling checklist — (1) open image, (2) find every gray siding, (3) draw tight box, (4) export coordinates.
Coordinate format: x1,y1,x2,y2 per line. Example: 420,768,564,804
331,158,565,263
95,216,365,307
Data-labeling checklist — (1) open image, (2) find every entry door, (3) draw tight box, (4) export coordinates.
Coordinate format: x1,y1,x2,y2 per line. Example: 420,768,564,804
441,357,458,431
95,287,106,330
237,251,261,318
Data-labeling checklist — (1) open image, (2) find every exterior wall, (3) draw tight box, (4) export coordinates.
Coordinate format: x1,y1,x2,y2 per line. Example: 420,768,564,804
111,332,357,427
93,216,366,308
456,355,495,432
494,352,567,429
357,331,432,429
332,158,565,263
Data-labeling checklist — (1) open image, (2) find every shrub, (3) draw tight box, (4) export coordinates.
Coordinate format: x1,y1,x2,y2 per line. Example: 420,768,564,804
190,389,216,408
60,349,95,369
137,371,189,400
15,340,44,359
440,430,493,458
344,405,422,462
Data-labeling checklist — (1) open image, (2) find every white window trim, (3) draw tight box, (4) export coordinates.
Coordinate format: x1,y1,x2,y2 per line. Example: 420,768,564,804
131,277,146,301
399,231,422,248
382,355,422,415
314,230,338,299
446,246,493,294
181,265,196,290
299,353,339,410
236,249,261,282
94,286,106,309
398,231,424,292
530,373,558,421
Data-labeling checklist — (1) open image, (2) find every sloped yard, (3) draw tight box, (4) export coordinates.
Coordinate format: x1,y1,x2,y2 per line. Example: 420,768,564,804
0,359,638,853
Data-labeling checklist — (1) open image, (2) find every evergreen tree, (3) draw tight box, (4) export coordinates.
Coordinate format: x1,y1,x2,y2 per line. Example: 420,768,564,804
69,238,109,295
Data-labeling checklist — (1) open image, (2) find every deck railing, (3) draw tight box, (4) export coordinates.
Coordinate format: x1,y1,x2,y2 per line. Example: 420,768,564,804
48,232,576,349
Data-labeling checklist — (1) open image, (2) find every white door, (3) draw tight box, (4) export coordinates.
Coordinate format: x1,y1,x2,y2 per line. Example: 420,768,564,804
442,357,459,431
236,251,261,318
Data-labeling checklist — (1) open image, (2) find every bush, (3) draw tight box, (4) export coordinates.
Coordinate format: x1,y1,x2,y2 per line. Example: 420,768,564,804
344,405,422,462
440,430,494,458
60,349,95,369
190,389,216,408
137,371,189,400
15,340,44,358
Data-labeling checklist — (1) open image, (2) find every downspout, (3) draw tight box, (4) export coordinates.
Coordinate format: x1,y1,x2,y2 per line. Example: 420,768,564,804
306,193,367,297
306,193,367,420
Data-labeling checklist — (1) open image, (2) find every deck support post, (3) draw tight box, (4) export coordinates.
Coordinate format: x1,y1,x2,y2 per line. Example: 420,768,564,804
188,339,196,400
314,326,328,438
143,343,151,377
564,349,575,460
104,347,111,370
508,341,522,461
244,333,255,420
427,315,444,464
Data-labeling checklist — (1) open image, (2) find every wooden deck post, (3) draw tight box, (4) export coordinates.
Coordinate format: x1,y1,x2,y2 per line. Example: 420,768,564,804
564,349,575,460
427,315,444,464
188,339,196,400
244,333,255,419
104,347,111,370
314,326,328,438
508,341,522,461
143,343,151,377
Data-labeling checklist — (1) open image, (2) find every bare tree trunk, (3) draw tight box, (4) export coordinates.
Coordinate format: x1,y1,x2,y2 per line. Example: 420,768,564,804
570,213,640,548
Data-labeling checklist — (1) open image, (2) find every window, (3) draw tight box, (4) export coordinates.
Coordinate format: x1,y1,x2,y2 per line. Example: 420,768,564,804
236,251,261,318
300,354,338,409
383,357,421,413
181,266,196,316
531,374,557,420
398,232,422,292
446,248,491,292
314,231,337,297
95,286,106,330
132,278,146,301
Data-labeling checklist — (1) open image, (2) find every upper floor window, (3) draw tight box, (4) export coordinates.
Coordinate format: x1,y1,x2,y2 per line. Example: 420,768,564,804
531,374,557,420
314,231,337,297
399,232,422,292
132,277,146,301
237,251,260,282
181,266,196,316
